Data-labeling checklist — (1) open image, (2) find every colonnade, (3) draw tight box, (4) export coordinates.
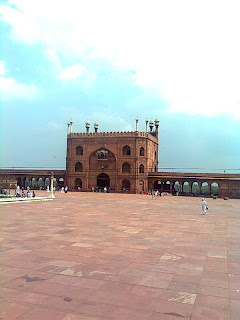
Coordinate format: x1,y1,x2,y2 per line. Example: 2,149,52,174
16,176,65,189
151,180,219,196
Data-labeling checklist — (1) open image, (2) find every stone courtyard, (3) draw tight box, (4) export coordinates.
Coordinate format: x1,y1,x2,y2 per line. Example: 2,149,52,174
0,192,239,320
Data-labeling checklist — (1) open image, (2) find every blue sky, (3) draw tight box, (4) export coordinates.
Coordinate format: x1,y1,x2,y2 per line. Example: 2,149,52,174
0,0,239,173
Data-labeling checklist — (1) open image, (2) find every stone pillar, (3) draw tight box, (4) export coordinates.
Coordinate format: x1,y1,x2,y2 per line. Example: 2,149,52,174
145,119,148,133
189,182,192,194
135,117,139,131
85,121,90,133
154,117,159,136
149,120,154,132
170,182,173,194
69,120,73,133
94,122,99,132
67,121,70,135
49,172,55,198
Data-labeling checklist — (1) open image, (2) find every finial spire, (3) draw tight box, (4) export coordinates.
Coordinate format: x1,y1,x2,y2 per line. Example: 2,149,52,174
67,121,70,135
69,119,73,133
145,118,148,132
94,122,99,133
135,116,139,131
85,120,90,133
149,119,154,132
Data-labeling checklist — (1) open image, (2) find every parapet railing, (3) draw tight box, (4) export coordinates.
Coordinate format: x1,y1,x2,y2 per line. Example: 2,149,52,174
68,131,154,138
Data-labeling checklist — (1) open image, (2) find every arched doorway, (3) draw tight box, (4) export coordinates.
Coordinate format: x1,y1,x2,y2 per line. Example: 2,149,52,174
173,181,180,195
201,182,209,195
183,181,190,193
163,181,170,192
154,180,161,190
210,182,219,196
37,178,43,189
44,178,50,188
97,173,110,188
58,178,64,188
192,182,200,195
122,179,130,191
75,178,82,190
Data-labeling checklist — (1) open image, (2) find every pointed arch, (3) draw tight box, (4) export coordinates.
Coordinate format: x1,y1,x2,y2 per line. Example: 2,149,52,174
75,162,83,172
122,162,131,173
123,145,131,156
139,164,144,173
76,145,83,155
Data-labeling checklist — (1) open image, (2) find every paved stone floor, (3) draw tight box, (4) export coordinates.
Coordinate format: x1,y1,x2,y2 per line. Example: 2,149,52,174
0,192,239,320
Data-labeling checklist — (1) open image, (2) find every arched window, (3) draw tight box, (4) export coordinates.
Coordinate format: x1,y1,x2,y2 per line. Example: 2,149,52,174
122,162,131,173
76,146,83,155
123,145,131,156
139,164,144,173
140,147,144,156
96,149,108,160
75,162,83,172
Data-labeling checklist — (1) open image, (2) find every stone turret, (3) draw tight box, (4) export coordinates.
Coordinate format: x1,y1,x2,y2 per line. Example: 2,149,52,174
85,121,90,133
94,122,99,133
149,119,154,132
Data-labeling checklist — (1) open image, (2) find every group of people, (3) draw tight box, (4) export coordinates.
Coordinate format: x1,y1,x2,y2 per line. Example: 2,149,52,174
16,186,36,198
60,186,68,193
151,190,161,199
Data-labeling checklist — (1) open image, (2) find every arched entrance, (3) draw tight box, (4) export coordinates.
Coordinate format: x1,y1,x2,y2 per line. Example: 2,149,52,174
75,178,82,190
201,182,209,195
97,173,110,188
122,179,130,191
210,182,219,196
58,178,64,188
154,180,161,190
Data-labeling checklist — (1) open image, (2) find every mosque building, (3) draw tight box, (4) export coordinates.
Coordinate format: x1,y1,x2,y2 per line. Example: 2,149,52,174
65,118,159,193
0,117,239,198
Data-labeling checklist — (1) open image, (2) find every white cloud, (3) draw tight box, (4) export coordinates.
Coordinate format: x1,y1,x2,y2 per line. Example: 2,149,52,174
1,0,240,117
58,63,96,87
0,76,40,101
0,60,40,100
59,64,84,80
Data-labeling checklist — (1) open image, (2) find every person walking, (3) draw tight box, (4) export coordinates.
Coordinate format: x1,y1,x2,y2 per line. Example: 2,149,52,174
202,198,208,214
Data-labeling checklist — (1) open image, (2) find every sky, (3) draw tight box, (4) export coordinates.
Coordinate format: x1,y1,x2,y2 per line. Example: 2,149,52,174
0,0,240,173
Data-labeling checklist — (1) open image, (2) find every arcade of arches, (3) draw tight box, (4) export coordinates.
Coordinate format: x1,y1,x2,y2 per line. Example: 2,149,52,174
152,180,219,195
148,172,240,198
0,170,66,190
1,170,239,198
16,176,65,189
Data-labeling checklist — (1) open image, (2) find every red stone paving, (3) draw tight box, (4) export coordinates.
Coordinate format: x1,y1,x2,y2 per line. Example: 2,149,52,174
0,192,240,319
